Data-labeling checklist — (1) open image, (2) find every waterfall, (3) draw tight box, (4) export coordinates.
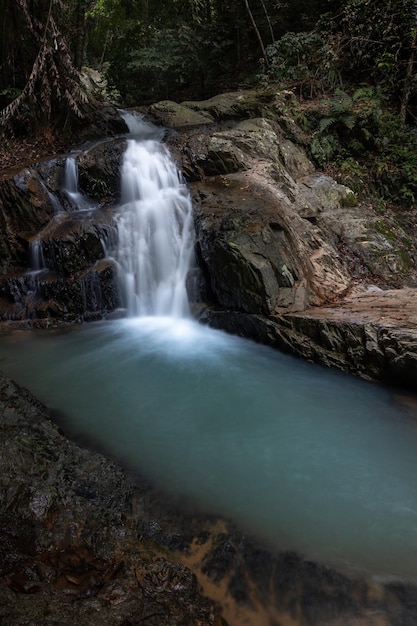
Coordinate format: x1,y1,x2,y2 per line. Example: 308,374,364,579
25,237,47,295
64,157,90,211
29,238,46,272
116,115,194,318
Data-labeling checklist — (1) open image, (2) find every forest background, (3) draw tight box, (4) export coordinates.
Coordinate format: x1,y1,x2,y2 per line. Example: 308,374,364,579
1,0,417,208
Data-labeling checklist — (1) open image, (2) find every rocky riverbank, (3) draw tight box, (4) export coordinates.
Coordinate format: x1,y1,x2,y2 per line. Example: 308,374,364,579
2,370,417,626
202,287,417,389
0,370,221,625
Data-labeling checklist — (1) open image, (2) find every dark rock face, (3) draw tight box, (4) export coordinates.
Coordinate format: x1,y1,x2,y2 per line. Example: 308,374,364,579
74,100,129,144
0,138,127,325
0,173,56,273
76,139,126,200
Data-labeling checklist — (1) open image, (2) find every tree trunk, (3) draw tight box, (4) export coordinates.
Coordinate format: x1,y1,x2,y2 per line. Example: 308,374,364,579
73,0,86,71
1,0,86,130
400,1,417,123
259,0,275,43
242,0,269,68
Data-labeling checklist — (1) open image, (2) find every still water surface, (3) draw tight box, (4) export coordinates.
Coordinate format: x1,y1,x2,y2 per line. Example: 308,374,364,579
1,316,417,582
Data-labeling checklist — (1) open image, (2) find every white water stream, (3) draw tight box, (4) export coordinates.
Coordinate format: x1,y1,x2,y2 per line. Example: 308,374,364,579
115,113,194,316
64,157,91,211
2,116,417,586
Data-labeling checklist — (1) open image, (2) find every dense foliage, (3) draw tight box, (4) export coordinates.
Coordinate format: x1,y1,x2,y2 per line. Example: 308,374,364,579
1,0,416,121
304,87,417,207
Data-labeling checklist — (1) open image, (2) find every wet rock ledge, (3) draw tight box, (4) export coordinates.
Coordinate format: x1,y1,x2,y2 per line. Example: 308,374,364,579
2,370,417,626
202,288,417,390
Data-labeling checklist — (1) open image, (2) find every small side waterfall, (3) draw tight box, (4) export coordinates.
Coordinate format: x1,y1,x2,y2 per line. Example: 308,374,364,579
64,157,90,211
29,238,46,272
116,116,194,318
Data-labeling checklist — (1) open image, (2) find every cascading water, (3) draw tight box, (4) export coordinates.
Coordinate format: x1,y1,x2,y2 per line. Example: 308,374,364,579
19,237,48,307
64,157,79,197
29,237,46,272
18,150,114,318
115,114,194,317
63,156,91,211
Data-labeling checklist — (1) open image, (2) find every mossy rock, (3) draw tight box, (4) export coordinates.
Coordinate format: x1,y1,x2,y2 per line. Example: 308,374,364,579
148,101,214,127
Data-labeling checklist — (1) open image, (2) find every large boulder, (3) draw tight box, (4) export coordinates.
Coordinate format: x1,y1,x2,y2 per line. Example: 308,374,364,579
168,106,355,314
147,100,214,127
192,168,351,314
167,91,417,311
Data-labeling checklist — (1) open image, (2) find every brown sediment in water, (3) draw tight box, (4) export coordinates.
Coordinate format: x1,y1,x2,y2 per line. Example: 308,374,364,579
181,536,300,626
394,392,417,415
168,514,414,626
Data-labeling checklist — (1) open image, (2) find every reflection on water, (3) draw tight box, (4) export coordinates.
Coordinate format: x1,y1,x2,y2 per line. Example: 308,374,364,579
1,317,417,583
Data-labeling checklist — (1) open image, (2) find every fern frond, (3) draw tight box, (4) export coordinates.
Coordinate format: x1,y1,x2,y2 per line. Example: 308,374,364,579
343,115,356,130
319,117,336,133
